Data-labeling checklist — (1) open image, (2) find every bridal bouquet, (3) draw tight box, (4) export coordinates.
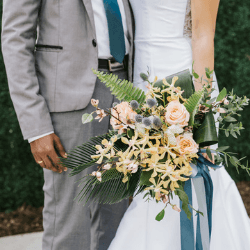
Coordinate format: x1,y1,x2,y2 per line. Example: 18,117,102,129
61,68,249,221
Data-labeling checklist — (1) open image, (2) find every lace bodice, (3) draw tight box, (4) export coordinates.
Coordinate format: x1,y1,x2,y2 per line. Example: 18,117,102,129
183,0,192,38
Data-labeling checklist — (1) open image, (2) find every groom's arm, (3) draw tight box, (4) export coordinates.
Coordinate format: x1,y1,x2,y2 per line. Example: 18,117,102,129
2,0,66,172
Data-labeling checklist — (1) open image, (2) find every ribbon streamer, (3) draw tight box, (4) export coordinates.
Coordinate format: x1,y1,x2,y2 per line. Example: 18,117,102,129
180,150,222,250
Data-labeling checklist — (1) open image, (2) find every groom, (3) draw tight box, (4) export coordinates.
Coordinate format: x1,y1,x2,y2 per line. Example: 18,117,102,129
2,0,133,249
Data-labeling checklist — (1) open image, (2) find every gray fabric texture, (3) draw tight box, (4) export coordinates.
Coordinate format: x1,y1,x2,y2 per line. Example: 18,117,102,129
1,0,133,140
42,69,129,250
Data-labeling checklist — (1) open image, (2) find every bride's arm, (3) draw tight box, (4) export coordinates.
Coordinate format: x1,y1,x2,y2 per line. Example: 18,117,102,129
191,0,220,91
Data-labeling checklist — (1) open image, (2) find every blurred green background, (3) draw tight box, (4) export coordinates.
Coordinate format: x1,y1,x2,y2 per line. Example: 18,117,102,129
1,1,250,212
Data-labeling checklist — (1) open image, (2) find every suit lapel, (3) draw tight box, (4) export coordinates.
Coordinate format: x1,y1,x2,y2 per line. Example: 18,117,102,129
122,0,133,43
82,0,96,37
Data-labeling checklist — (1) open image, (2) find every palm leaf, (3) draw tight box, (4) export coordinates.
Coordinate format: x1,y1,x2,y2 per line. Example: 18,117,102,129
184,88,205,125
93,69,146,104
61,131,127,176
76,168,144,205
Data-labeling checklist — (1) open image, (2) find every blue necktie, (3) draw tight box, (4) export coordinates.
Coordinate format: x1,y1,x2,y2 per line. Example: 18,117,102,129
103,0,126,63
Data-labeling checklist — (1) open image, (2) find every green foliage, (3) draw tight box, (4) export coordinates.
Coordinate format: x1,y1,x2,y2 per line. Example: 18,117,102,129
215,0,250,182
140,170,153,186
82,113,94,124
61,133,112,176
216,88,227,102
184,88,205,125
93,69,146,104
77,168,142,205
194,111,218,147
155,209,165,221
1,0,250,212
175,185,192,220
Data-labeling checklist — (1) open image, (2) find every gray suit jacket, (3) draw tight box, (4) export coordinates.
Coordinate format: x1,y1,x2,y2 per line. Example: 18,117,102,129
1,0,134,140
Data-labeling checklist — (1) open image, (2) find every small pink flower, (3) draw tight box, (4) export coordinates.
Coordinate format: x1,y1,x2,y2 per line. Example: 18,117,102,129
91,171,102,182
172,205,181,212
95,109,107,122
198,104,210,113
162,195,169,204
91,99,99,108
91,171,97,176
103,164,111,170
127,162,139,173
96,172,102,182
216,108,227,113
223,98,229,105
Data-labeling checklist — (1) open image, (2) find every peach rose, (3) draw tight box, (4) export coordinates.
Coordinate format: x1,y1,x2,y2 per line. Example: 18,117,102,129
176,133,199,155
110,102,137,130
165,100,190,127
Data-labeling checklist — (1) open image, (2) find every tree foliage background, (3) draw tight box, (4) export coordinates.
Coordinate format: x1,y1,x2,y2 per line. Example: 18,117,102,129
1,1,250,212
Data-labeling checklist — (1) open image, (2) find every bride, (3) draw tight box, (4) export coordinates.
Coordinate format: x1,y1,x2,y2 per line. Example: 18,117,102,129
108,0,250,249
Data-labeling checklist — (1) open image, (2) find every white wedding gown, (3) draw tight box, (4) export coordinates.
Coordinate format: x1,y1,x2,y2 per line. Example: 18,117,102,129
108,0,250,249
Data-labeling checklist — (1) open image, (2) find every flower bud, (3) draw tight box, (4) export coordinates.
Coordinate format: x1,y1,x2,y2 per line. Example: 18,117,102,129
130,100,139,110
153,116,162,128
146,98,157,108
135,114,143,123
223,98,229,105
103,164,111,170
172,205,181,212
91,99,99,108
142,117,152,127
140,73,148,81
216,108,227,113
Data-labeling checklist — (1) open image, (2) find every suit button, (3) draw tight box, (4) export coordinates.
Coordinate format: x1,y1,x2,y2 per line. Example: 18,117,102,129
92,39,97,47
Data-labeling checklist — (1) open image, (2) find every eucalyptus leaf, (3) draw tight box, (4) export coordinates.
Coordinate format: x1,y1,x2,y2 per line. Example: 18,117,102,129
217,146,230,152
82,113,94,124
229,157,238,167
207,97,217,105
206,71,211,79
156,209,165,221
224,116,237,122
193,73,199,79
224,154,228,167
206,148,213,161
216,88,227,102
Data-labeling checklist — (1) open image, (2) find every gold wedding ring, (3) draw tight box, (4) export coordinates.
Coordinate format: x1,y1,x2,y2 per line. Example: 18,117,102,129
37,161,43,164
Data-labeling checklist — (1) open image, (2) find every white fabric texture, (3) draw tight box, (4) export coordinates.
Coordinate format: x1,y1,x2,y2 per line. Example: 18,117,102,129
91,0,130,59
108,0,250,249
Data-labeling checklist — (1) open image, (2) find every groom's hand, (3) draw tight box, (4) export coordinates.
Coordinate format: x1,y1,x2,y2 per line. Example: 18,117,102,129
30,133,67,173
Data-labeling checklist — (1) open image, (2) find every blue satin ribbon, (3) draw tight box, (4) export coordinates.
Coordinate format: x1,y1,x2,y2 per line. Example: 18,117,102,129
180,150,222,250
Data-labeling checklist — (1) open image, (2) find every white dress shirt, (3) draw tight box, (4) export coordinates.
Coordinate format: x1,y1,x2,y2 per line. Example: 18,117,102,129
28,0,130,143
92,0,130,58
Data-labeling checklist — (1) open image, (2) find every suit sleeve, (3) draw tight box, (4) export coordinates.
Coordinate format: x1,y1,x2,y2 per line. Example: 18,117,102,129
1,0,54,140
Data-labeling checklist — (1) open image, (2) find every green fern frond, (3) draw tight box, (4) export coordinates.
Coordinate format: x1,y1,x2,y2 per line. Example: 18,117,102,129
184,88,205,125
93,69,146,104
